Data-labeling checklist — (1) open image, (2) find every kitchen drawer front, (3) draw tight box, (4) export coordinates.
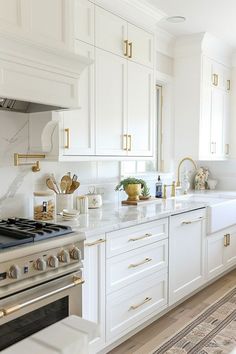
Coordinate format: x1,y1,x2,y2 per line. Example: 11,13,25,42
106,270,168,341
106,219,168,258
106,239,168,293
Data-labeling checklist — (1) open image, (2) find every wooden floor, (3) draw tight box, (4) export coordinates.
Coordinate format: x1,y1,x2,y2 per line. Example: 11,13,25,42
109,269,236,354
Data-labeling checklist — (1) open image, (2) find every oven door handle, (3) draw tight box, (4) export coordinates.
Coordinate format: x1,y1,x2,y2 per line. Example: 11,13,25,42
1,276,84,317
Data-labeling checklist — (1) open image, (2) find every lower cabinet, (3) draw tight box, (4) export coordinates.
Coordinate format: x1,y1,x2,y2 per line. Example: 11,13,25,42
82,236,106,353
207,225,236,280
169,209,206,305
106,270,168,341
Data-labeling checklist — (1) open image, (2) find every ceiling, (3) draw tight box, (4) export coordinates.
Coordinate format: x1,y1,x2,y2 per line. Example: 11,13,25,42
147,0,236,48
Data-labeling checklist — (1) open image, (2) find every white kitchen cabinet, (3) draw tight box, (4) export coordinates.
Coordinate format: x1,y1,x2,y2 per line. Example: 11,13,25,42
169,209,206,305
95,48,127,156
83,236,106,353
207,225,236,280
0,0,73,51
174,34,232,162
63,41,95,156
75,0,94,45
96,49,154,157
128,23,154,68
127,61,153,156
95,6,154,68
95,6,127,57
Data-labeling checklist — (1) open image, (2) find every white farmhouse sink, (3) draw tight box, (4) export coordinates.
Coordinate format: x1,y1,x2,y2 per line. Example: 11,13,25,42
175,193,236,234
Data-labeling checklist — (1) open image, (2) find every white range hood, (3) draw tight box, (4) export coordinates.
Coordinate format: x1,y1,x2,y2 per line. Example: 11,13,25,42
0,33,92,113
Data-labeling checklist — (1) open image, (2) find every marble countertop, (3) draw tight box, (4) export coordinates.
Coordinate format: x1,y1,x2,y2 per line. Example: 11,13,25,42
56,197,207,238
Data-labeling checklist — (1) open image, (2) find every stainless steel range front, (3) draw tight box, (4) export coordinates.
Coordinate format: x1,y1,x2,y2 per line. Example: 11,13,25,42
0,218,84,351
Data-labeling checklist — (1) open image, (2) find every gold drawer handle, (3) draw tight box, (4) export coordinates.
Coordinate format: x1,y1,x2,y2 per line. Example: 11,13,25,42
227,79,231,91
224,233,231,247
212,73,219,86
123,134,128,151
128,257,152,269
181,217,204,225
85,238,106,247
128,42,133,58
129,233,152,242
124,40,129,57
127,134,132,151
64,128,70,149
0,310,4,319
129,297,152,311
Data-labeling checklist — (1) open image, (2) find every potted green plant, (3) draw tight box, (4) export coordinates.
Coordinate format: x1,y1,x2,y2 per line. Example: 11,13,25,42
115,177,150,201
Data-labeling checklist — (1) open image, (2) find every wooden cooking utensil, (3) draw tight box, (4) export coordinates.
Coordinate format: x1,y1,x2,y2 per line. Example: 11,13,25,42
50,174,60,194
60,180,68,194
46,178,58,194
61,175,72,193
68,181,80,194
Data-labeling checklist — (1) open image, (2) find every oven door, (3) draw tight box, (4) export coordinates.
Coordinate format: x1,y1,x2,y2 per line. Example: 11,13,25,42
0,271,84,351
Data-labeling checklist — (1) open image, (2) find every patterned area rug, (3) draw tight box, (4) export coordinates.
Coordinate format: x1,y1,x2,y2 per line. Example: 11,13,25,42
153,287,236,354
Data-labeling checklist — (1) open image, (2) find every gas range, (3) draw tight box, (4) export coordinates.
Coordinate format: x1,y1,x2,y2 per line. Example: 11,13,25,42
0,218,73,249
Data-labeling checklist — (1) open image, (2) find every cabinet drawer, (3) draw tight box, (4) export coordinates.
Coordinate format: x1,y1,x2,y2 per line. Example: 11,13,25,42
106,219,168,257
106,270,168,341
106,240,168,293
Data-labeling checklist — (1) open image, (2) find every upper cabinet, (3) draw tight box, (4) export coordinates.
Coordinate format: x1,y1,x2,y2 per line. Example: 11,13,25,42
95,6,154,68
75,0,95,45
174,33,232,162
0,0,74,51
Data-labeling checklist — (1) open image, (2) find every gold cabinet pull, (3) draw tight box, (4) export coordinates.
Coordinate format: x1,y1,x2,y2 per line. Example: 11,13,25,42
181,217,204,225
227,233,231,246
127,134,132,151
224,234,228,247
128,257,152,269
128,42,133,58
212,73,219,86
227,79,231,91
225,144,230,155
123,134,128,151
64,128,70,149
0,310,4,319
124,40,129,57
129,233,152,242
129,297,152,311
85,238,106,247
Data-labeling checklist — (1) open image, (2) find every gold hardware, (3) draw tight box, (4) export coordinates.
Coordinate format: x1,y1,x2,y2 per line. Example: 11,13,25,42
176,157,197,188
181,217,204,225
64,128,70,149
14,153,46,172
128,258,152,269
129,233,152,242
123,134,128,151
85,238,106,247
129,297,152,311
224,234,228,247
2,276,84,316
124,40,129,57
127,134,132,151
212,73,219,86
225,144,230,155
227,79,231,91
0,310,4,318
226,233,231,246
128,42,133,58
163,182,176,199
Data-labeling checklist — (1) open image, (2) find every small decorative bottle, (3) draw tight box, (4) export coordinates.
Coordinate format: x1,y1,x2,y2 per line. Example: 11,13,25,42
155,175,163,198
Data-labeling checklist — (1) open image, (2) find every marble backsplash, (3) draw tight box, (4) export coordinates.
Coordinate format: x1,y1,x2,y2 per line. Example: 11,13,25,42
0,111,173,219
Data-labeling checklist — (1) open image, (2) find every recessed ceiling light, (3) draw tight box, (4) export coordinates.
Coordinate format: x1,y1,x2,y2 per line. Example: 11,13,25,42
166,16,186,23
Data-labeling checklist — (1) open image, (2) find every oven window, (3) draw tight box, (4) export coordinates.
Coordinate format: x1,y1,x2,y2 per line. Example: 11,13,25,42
0,297,68,351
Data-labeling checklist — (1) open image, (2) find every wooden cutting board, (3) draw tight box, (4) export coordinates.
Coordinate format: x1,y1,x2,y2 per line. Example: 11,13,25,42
121,197,162,206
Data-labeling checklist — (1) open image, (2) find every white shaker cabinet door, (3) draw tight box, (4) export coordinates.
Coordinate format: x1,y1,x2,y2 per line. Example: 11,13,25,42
169,209,206,305
95,6,127,58
224,228,236,268
206,232,225,280
95,49,128,156
210,88,224,159
128,23,154,68
63,42,95,156
127,61,153,157
75,0,94,45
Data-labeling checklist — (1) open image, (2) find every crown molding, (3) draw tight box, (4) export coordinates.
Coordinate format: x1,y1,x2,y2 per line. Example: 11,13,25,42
95,0,166,31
